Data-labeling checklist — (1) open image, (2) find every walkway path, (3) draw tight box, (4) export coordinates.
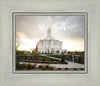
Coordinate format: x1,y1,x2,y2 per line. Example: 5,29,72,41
39,54,84,68
19,54,84,68
20,61,84,68
40,54,61,61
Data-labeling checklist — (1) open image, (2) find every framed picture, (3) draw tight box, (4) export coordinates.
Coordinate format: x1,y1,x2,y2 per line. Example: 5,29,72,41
12,12,88,74
0,0,100,86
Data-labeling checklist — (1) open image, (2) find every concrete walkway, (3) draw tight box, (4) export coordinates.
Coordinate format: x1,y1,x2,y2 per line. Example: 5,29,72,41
20,62,84,68
37,61,84,68
40,54,84,66
40,54,61,61
20,54,84,68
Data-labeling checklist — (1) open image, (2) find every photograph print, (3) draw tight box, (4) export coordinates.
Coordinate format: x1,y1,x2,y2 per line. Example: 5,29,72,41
14,12,87,73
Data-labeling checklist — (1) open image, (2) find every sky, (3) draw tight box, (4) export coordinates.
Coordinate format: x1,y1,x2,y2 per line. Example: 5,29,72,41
16,15,84,51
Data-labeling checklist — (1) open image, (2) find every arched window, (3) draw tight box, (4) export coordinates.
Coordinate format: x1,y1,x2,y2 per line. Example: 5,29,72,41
56,50,59,53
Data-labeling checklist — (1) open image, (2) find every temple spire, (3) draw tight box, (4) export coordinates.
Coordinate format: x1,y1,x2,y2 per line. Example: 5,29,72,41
48,27,51,31
47,27,51,37
44,27,54,40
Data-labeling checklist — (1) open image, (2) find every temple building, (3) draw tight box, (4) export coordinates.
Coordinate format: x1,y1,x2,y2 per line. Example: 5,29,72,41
37,27,67,54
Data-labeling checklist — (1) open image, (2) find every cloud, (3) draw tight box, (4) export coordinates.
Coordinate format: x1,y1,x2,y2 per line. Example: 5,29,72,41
16,15,84,51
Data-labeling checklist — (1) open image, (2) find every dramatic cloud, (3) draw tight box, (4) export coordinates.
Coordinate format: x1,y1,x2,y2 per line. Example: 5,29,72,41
16,15,84,51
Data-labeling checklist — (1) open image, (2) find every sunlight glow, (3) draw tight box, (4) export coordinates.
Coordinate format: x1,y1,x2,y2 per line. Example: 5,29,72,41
17,38,37,51
17,38,84,51
16,16,84,52
63,40,84,51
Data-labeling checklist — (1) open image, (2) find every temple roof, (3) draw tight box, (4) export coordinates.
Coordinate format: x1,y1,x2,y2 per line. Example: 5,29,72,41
48,27,51,31
38,27,62,42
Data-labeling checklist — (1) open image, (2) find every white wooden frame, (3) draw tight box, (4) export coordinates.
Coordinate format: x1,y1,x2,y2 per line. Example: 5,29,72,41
12,12,88,74
0,0,100,86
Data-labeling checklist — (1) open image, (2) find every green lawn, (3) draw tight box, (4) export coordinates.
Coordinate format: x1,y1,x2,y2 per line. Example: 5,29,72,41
16,52,33,56
46,54,62,58
39,55,49,58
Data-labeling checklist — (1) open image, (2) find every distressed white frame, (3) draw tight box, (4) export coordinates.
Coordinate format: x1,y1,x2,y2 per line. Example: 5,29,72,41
0,0,100,86
13,12,88,74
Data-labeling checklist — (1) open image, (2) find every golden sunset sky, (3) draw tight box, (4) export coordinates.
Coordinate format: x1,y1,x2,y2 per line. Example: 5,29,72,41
16,16,84,51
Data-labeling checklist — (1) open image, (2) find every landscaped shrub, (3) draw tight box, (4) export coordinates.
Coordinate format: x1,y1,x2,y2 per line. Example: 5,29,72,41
25,64,36,70
49,66,55,70
58,68,62,70
38,65,46,70
25,64,31,70
16,64,25,70
62,61,68,64
38,65,56,70
65,68,68,70
31,64,36,69
43,59,46,61
80,68,84,70
45,65,50,69
38,65,42,69
41,65,46,70
73,68,77,70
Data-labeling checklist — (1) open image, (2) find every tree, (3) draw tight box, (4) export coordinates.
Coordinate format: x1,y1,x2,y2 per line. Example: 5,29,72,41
61,52,65,63
32,45,39,54
16,39,21,51
35,45,38,53
32,45,39,58
16,43,20,51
